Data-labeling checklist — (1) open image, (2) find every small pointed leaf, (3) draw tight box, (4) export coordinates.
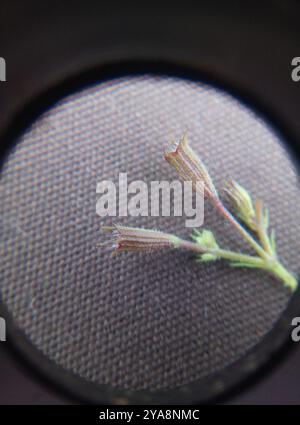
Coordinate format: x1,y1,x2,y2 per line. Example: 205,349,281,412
270,229,276,254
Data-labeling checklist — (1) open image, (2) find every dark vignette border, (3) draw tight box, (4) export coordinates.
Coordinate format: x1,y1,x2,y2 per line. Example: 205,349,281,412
0,59,299,404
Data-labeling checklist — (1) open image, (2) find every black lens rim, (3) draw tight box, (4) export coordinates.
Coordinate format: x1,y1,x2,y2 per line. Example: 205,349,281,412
1,1,300,405
0,61,300,405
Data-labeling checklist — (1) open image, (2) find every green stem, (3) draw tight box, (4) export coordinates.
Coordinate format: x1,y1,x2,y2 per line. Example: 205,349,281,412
179,239,265,266
178,239,297,292
212,197,270,260
255,200,274,256
267,261,298,292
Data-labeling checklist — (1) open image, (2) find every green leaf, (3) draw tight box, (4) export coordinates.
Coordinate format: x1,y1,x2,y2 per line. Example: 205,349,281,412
270,229,276,254
263,208,269,230
192,229,202,238
230,261,260,268
192,229,219,250
200,253,218,262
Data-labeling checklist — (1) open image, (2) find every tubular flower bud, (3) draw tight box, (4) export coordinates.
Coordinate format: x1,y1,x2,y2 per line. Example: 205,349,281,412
164,134,218,199
224,180,257,231
102,225,181,253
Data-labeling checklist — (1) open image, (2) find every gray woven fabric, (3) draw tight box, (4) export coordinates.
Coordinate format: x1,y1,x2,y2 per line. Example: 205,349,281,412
0,75,299,391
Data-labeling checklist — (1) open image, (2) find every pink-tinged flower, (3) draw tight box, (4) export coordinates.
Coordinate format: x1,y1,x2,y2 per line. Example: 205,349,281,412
164,134,218,199
102,224,181,253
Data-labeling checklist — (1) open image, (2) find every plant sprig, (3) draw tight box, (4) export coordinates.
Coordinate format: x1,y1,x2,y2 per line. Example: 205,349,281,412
101,135,298,292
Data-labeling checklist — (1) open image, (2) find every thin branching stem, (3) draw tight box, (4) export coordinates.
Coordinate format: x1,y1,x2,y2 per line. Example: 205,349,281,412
212,196,270,260
178,239,265,266
177,238,297,291
255,200,274,256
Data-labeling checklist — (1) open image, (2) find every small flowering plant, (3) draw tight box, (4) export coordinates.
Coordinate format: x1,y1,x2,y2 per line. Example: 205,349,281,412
101,135,298,292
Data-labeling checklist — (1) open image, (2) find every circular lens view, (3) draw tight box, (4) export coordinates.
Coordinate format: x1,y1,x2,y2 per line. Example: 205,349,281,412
0,75,299,399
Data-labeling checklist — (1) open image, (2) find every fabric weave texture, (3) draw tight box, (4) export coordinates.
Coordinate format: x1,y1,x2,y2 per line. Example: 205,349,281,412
0,75,299,391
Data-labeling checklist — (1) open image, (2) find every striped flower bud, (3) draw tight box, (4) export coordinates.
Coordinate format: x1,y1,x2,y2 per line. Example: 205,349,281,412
102,225,181,253
164,134,219,199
